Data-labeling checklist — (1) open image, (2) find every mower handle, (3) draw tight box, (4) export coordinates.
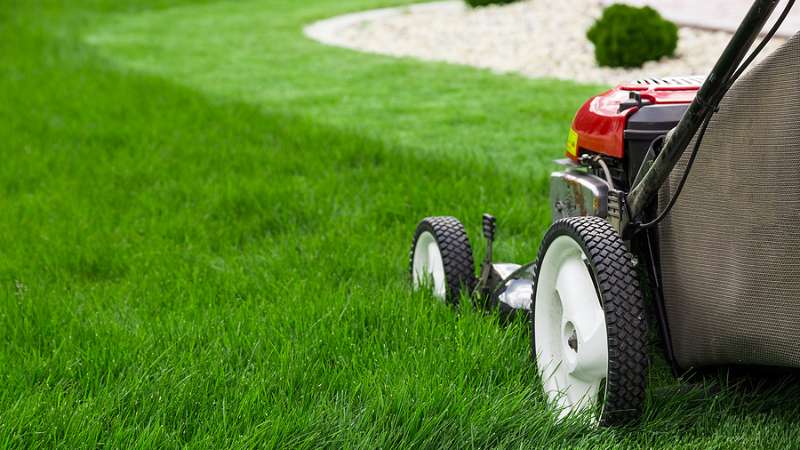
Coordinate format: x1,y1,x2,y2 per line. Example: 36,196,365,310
624,0,782,231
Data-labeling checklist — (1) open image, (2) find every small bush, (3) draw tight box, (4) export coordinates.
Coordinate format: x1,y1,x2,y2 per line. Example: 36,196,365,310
587,4,679,68
464,0,519,7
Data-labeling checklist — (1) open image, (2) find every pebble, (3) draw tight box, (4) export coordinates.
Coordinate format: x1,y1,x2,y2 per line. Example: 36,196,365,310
305,0,786,85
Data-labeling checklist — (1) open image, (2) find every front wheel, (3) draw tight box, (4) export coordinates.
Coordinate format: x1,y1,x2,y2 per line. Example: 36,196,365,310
409,216,476,305
531,216,648,426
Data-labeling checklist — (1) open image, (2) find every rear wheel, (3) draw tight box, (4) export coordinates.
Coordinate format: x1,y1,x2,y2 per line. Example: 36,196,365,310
410,217,476,305
531,216,647,426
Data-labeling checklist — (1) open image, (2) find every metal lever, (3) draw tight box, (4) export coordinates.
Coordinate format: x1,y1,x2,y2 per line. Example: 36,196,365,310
482,213,496,262
475,213,498,301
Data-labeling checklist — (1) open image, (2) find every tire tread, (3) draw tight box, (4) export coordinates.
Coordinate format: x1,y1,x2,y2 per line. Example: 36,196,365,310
531,216,648,426
410,216,476,305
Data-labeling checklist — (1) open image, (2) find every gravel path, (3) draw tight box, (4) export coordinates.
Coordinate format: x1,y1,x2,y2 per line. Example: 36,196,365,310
305,0,787,85
603,0,799,38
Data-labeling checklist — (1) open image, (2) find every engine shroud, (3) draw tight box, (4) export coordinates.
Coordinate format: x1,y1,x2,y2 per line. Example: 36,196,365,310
567,77,703,174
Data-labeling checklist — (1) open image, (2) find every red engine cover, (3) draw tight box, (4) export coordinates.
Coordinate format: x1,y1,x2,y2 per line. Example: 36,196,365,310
566,77,702,160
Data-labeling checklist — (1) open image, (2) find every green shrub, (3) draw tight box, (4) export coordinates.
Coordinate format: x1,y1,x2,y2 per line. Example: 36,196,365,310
464,0,519,7
587,4,679,68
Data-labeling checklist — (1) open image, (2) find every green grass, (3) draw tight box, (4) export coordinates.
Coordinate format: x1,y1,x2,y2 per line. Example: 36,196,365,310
3,0,800,447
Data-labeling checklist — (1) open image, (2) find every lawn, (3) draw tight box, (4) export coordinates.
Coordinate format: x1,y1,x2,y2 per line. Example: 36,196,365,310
3,0,800,447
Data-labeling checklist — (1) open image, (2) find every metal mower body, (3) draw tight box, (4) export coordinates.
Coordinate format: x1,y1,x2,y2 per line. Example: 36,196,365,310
410,0,799,426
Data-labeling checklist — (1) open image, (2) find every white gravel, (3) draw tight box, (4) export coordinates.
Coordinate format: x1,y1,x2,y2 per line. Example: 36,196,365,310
305,0,786,85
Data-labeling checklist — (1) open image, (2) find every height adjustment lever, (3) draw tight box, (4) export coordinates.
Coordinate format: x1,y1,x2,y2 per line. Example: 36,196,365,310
476,213,499,299
482,213,496,242
482,213,497,271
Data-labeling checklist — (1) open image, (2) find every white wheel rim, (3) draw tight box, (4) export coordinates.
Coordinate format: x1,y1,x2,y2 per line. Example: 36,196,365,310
534,235,608,421
412,231,446,300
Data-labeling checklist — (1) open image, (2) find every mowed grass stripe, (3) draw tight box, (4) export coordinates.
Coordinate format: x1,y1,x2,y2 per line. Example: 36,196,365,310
85,0,603,176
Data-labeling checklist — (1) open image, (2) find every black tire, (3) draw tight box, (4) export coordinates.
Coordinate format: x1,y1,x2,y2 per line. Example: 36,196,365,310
530,216,648,426
409,216,476,305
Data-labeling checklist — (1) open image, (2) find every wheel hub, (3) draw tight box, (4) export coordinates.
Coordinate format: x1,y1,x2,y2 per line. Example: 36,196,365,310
565,322,578,352
534,236,609,421
412,231,446,300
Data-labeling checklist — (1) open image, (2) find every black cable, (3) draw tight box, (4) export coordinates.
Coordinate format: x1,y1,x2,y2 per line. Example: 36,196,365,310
636,111,713,229
631,0,795,232
729,0,795,86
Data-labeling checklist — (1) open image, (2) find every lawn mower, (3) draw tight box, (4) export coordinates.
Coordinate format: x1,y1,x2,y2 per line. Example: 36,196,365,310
408,0,800,426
